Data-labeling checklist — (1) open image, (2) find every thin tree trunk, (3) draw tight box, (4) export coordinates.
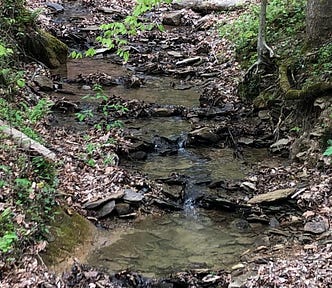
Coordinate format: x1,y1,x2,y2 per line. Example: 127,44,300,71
257,0,273,63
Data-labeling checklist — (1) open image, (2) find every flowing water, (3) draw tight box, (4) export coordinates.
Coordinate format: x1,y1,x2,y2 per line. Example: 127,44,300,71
87,210,264,277
53,59,271,278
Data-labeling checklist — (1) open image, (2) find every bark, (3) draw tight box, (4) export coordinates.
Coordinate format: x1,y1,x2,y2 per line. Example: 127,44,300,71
306,0,332,45
0,120,56,161
257,0,273,63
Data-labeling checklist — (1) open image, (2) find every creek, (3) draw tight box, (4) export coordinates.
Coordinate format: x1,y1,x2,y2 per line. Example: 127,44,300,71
52,58,272,278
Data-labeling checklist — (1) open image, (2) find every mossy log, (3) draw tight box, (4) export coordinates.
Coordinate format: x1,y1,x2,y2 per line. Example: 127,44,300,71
24,29,68,68
279,64,332,101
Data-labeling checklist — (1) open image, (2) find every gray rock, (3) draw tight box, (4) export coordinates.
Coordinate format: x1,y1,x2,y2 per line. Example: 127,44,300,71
46,2,64,12
123,189,144,202
152,107,175,117
258,110,271,120
231,219,251,232
115,203,132,216
248,188,296,204
34,75,54,91
162,11,183,26
188,127,219,144
270,138,291,153
174,0,246,12
96,200,115,218
83,191,125,209
304,217,329,234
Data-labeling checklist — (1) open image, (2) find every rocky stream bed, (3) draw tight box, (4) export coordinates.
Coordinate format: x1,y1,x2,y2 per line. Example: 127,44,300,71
1,0,331,287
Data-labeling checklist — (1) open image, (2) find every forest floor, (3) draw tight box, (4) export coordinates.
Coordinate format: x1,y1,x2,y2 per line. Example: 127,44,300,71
1,0,331,287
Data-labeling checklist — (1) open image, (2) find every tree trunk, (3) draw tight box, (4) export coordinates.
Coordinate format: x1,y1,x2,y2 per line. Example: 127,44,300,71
257,0,268,63
306,0,332,45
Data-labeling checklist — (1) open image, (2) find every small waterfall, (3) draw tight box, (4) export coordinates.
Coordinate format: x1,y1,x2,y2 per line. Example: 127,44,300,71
177,133,188,151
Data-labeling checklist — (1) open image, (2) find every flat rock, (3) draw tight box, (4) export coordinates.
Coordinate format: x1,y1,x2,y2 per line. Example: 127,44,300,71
248,188,296,204
188,127,219,144
270,138,291,153
83,191,125,209
96,200,115,218
34,75,54,91
123,189,144,202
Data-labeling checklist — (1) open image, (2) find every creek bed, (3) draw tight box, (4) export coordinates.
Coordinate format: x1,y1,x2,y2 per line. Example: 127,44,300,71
52,60,273,278
86,209,264,278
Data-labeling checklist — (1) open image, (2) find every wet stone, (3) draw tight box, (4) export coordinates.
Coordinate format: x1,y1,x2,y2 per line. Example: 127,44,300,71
230,219,251,233
188,127,219,144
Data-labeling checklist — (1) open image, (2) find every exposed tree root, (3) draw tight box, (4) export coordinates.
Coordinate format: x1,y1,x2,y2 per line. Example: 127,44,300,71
279,64,332,101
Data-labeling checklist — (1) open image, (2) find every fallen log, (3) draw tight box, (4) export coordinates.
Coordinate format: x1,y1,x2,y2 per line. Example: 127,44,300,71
0,119,56,161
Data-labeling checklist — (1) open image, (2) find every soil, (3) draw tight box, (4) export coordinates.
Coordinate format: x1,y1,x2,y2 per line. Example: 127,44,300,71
0,0,331,287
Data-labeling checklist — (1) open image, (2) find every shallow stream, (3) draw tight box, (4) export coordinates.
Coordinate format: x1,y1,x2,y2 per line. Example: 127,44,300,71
53,59,271,277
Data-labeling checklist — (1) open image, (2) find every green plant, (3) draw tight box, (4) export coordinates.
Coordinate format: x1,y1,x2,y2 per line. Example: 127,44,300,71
290,126,301,133
75,109,94,122
0,97,51,141
70,0,172,61
0,208,17,253
323,139,332,156
219,0,306,66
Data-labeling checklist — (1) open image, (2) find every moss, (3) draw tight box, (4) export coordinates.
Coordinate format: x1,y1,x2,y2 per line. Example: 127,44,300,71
41,208,94,268
24,29,68,68
253,91,275,109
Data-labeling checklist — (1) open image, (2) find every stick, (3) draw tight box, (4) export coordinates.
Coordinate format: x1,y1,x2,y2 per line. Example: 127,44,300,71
0,120,56,161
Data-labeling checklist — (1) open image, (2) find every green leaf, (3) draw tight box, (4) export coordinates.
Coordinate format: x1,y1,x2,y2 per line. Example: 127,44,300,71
85,48,96,57
16,78,25,88
323,146,332,157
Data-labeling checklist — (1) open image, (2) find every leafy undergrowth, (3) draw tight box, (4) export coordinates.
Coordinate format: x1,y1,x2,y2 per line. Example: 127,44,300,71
219,0,306,67
0,134,57,269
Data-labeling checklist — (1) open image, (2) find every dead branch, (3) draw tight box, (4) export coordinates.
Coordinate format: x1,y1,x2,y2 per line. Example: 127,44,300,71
0,120,56,161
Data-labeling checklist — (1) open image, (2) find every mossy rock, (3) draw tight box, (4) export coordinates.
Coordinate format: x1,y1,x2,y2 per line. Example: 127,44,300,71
41,208,95,272
24,29,68,68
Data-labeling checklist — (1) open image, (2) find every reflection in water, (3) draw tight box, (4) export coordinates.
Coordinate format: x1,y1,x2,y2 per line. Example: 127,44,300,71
87,210,262,277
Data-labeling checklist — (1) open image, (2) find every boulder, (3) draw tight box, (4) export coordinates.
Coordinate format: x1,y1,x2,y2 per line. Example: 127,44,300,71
24,29,68,68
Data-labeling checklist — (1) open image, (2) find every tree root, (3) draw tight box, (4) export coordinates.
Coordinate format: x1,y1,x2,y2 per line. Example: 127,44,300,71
279,64,332,101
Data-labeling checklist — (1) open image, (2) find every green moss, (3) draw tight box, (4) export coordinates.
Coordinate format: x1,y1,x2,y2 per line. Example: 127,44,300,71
24,30,68,68
42,208,93,267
